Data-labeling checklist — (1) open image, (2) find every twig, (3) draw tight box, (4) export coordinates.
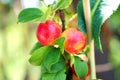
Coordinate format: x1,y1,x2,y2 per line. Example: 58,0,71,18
58,10,65,31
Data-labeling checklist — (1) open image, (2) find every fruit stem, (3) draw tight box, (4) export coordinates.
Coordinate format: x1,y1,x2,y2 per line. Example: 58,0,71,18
51,11,56,20
82,0,97,80
70,54,74,67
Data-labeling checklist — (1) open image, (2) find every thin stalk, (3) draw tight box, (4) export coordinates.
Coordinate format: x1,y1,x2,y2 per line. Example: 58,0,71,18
58,10,65,31
91,0,100,18
82,0,96,80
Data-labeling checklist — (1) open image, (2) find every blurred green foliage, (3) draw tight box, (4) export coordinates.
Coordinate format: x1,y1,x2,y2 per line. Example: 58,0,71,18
109,38,120,80
0,0,41,80
109,5,120,80
110,5,120,32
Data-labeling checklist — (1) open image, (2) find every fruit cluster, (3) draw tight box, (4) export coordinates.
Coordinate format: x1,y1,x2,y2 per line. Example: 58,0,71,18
36,20,86,54
35,20,88,80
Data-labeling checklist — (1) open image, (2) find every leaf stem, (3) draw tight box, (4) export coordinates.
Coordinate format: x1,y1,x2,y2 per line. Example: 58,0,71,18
91,0,100,18
82,0,96,80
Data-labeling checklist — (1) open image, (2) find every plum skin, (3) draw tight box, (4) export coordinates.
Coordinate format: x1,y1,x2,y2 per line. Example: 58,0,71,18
36,20,62,46
62,28,86,54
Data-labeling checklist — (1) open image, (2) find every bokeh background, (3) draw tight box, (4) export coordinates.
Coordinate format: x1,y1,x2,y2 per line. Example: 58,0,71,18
0,0,120,80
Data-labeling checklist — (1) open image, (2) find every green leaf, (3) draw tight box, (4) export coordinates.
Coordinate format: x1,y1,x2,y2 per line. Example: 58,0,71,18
51,55,66,73
109,5,120,30
77,1,86,33
30,42,43,54
91,0,120,52
39,6,52,22
18,8,43,23
42,48,60,72
41,55,66,73
83,45,90,54
42,73,55,80
29,46,54,65
77,0,120,52
41,64,48,73
41,69,66,80
56,37,65,53
54,70,66,80
74,56,88,78
52,0,73,11
39,1,48,13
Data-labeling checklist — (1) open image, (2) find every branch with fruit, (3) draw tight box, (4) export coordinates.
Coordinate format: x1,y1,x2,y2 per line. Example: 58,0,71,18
17,0,120,80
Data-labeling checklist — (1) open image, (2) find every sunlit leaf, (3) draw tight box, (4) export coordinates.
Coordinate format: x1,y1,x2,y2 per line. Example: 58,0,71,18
30,42,43,54
39,1,48,13
56,37,65,53
39,6,52,22
29,46,54,65
53,0,73,11
18,8,43,23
